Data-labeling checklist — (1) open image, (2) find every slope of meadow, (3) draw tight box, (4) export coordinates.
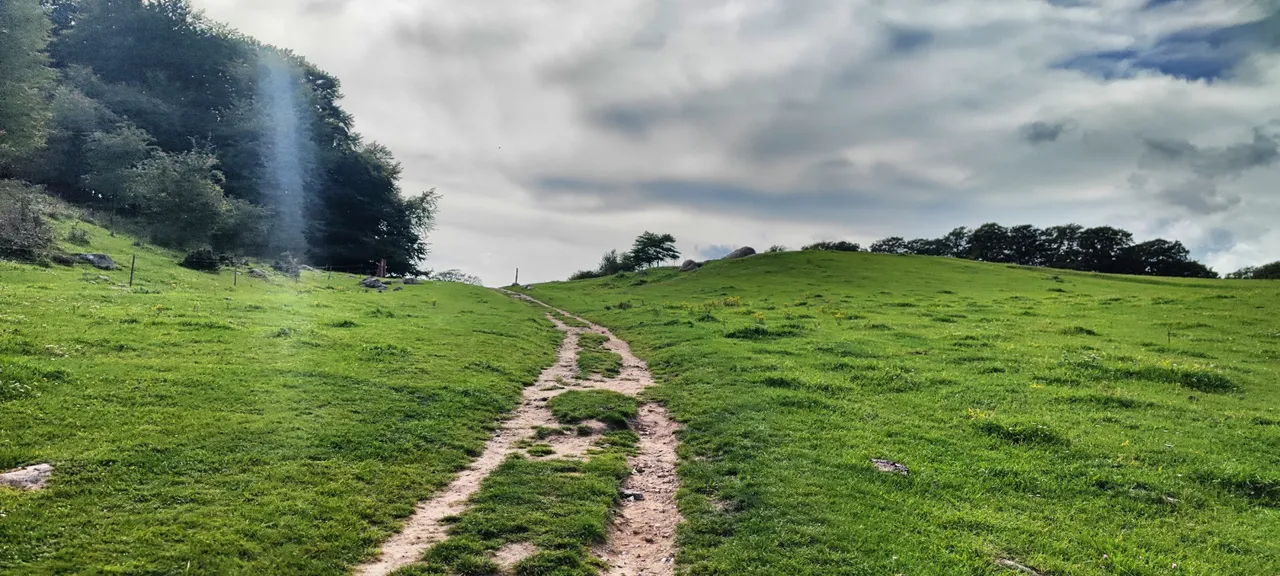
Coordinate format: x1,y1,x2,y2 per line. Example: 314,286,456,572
520,251,1280,575
0,219,561,574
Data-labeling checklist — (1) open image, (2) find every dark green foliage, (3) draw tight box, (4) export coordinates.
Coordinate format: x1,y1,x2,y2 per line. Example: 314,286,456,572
0,0,55,166
628,231,681,269
0,180,55,262
5,0,436,272
179,247,222,271
547,390,638,427
802,241,862,252
871,222,1218,279
1228,261,1280,280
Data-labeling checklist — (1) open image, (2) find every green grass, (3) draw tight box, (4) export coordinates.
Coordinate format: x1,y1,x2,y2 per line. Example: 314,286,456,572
0,218,563,574
575,333,622,379
548,390,639,428
520,251,1280,575
557,312,590,329
397,431,639,576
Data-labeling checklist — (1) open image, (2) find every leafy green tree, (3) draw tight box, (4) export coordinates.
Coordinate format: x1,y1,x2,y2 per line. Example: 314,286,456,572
802,241,862,252
966,223,1012,262
128,149,228,248
628,232,680,268
870,237,908,254
84,123,157,209
0,0,55,168
1228,261,1280,280
1008,224,1044,266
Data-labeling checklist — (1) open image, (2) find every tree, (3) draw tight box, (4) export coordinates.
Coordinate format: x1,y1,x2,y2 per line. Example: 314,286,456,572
83,123,157,210
1076,226,1134,274
628,231,680,268
1229,261,1280,280
0,0,55,169
802,241,862,252
1040,224,1084,269
966,223,1012,262
1007,225,1044,266
940,227,970,257
127,149,228,249
870,237,908,254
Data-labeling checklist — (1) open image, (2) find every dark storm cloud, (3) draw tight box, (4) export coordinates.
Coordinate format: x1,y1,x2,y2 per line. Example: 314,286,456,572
886,26,933,54
1154,179,1241,214
1020,121,1072,144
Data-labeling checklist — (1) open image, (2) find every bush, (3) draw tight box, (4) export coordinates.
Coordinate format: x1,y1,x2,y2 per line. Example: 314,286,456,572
803,241,863,252
180,247,222,271
66,225,91,246
0,180,55,262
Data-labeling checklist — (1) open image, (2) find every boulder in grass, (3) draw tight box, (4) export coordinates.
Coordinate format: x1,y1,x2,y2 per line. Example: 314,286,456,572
248,269,269,280
77,253,117,270
403,277,422,285
0,463,53,491
360,277,387,290
723,247,756,260
680,260,701,272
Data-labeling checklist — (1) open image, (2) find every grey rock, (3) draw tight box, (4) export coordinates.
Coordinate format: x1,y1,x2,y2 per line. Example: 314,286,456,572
77,253,116,270
621,489,645,501
723,247,756,260
393,286,403,292
0,463,53,491
248,269,269,280
871,458,909,476
679,260,701,272
360,277,387,289
403,277,422,285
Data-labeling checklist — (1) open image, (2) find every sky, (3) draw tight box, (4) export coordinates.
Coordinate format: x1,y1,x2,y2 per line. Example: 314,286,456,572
192,0,1280,284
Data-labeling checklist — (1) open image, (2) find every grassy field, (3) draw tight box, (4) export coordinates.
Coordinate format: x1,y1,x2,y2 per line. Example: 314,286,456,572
519,251,1280,575
0,219,562,574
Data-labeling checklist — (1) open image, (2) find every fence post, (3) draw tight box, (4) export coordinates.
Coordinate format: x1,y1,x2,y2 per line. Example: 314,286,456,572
129,255,136,287
234,268,238,286
515,268,519,286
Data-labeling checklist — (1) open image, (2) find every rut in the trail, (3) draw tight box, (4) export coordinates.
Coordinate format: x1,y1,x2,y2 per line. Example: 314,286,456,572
353,291,682,576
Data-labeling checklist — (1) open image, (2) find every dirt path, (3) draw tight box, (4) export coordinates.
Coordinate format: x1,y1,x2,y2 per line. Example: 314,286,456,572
353,291,682,576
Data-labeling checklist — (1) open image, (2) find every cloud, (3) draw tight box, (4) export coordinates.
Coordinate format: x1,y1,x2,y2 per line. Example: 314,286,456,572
1020,120,1073,144
192,0,1280,283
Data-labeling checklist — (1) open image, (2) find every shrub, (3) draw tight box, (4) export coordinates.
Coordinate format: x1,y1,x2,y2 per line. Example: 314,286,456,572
803,240,863,252
180,247,222,271
66,226,91,246
0,180,55,262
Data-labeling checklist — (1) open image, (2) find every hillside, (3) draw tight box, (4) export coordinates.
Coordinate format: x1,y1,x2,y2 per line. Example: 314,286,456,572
519,251,1280,575
0,217,561,574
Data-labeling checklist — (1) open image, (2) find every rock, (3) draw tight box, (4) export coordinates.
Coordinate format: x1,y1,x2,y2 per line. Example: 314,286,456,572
0,463,53,491
77,253,117,270
96,275,111,283
393,286,403,292
723,247,756,260
50,252,79,266
403,277,422,285
621,489,645,501
995,558,1042,575
300,265,319,272
680,260,701,272
359,277,387,289
248,269,269,280
871,458,909,476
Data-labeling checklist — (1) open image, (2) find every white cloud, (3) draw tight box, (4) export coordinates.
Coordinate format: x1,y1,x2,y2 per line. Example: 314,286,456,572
193,0,1280,282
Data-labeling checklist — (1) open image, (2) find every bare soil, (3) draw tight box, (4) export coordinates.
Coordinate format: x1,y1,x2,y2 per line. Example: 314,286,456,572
353,291,683,576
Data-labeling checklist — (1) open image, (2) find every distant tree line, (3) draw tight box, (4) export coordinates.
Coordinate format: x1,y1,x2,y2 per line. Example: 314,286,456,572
569,232,680,280
804,223,1228,279
0,0,436,274
1225,262,1280,280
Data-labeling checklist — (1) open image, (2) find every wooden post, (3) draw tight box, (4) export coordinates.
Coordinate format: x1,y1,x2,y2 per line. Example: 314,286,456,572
129,255,136,287
515,268,519,286
234,268,238,286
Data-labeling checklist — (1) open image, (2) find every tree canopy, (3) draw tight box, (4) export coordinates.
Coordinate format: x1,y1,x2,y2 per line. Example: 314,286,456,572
869,222,1218,279
0,0,436,274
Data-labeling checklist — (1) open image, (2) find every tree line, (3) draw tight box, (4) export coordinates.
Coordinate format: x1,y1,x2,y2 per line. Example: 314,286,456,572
0,0,435,275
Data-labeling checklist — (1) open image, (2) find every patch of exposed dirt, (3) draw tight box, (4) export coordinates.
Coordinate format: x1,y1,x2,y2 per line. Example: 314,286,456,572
494,542,538,572
595,403,681,576
356,292,684,575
